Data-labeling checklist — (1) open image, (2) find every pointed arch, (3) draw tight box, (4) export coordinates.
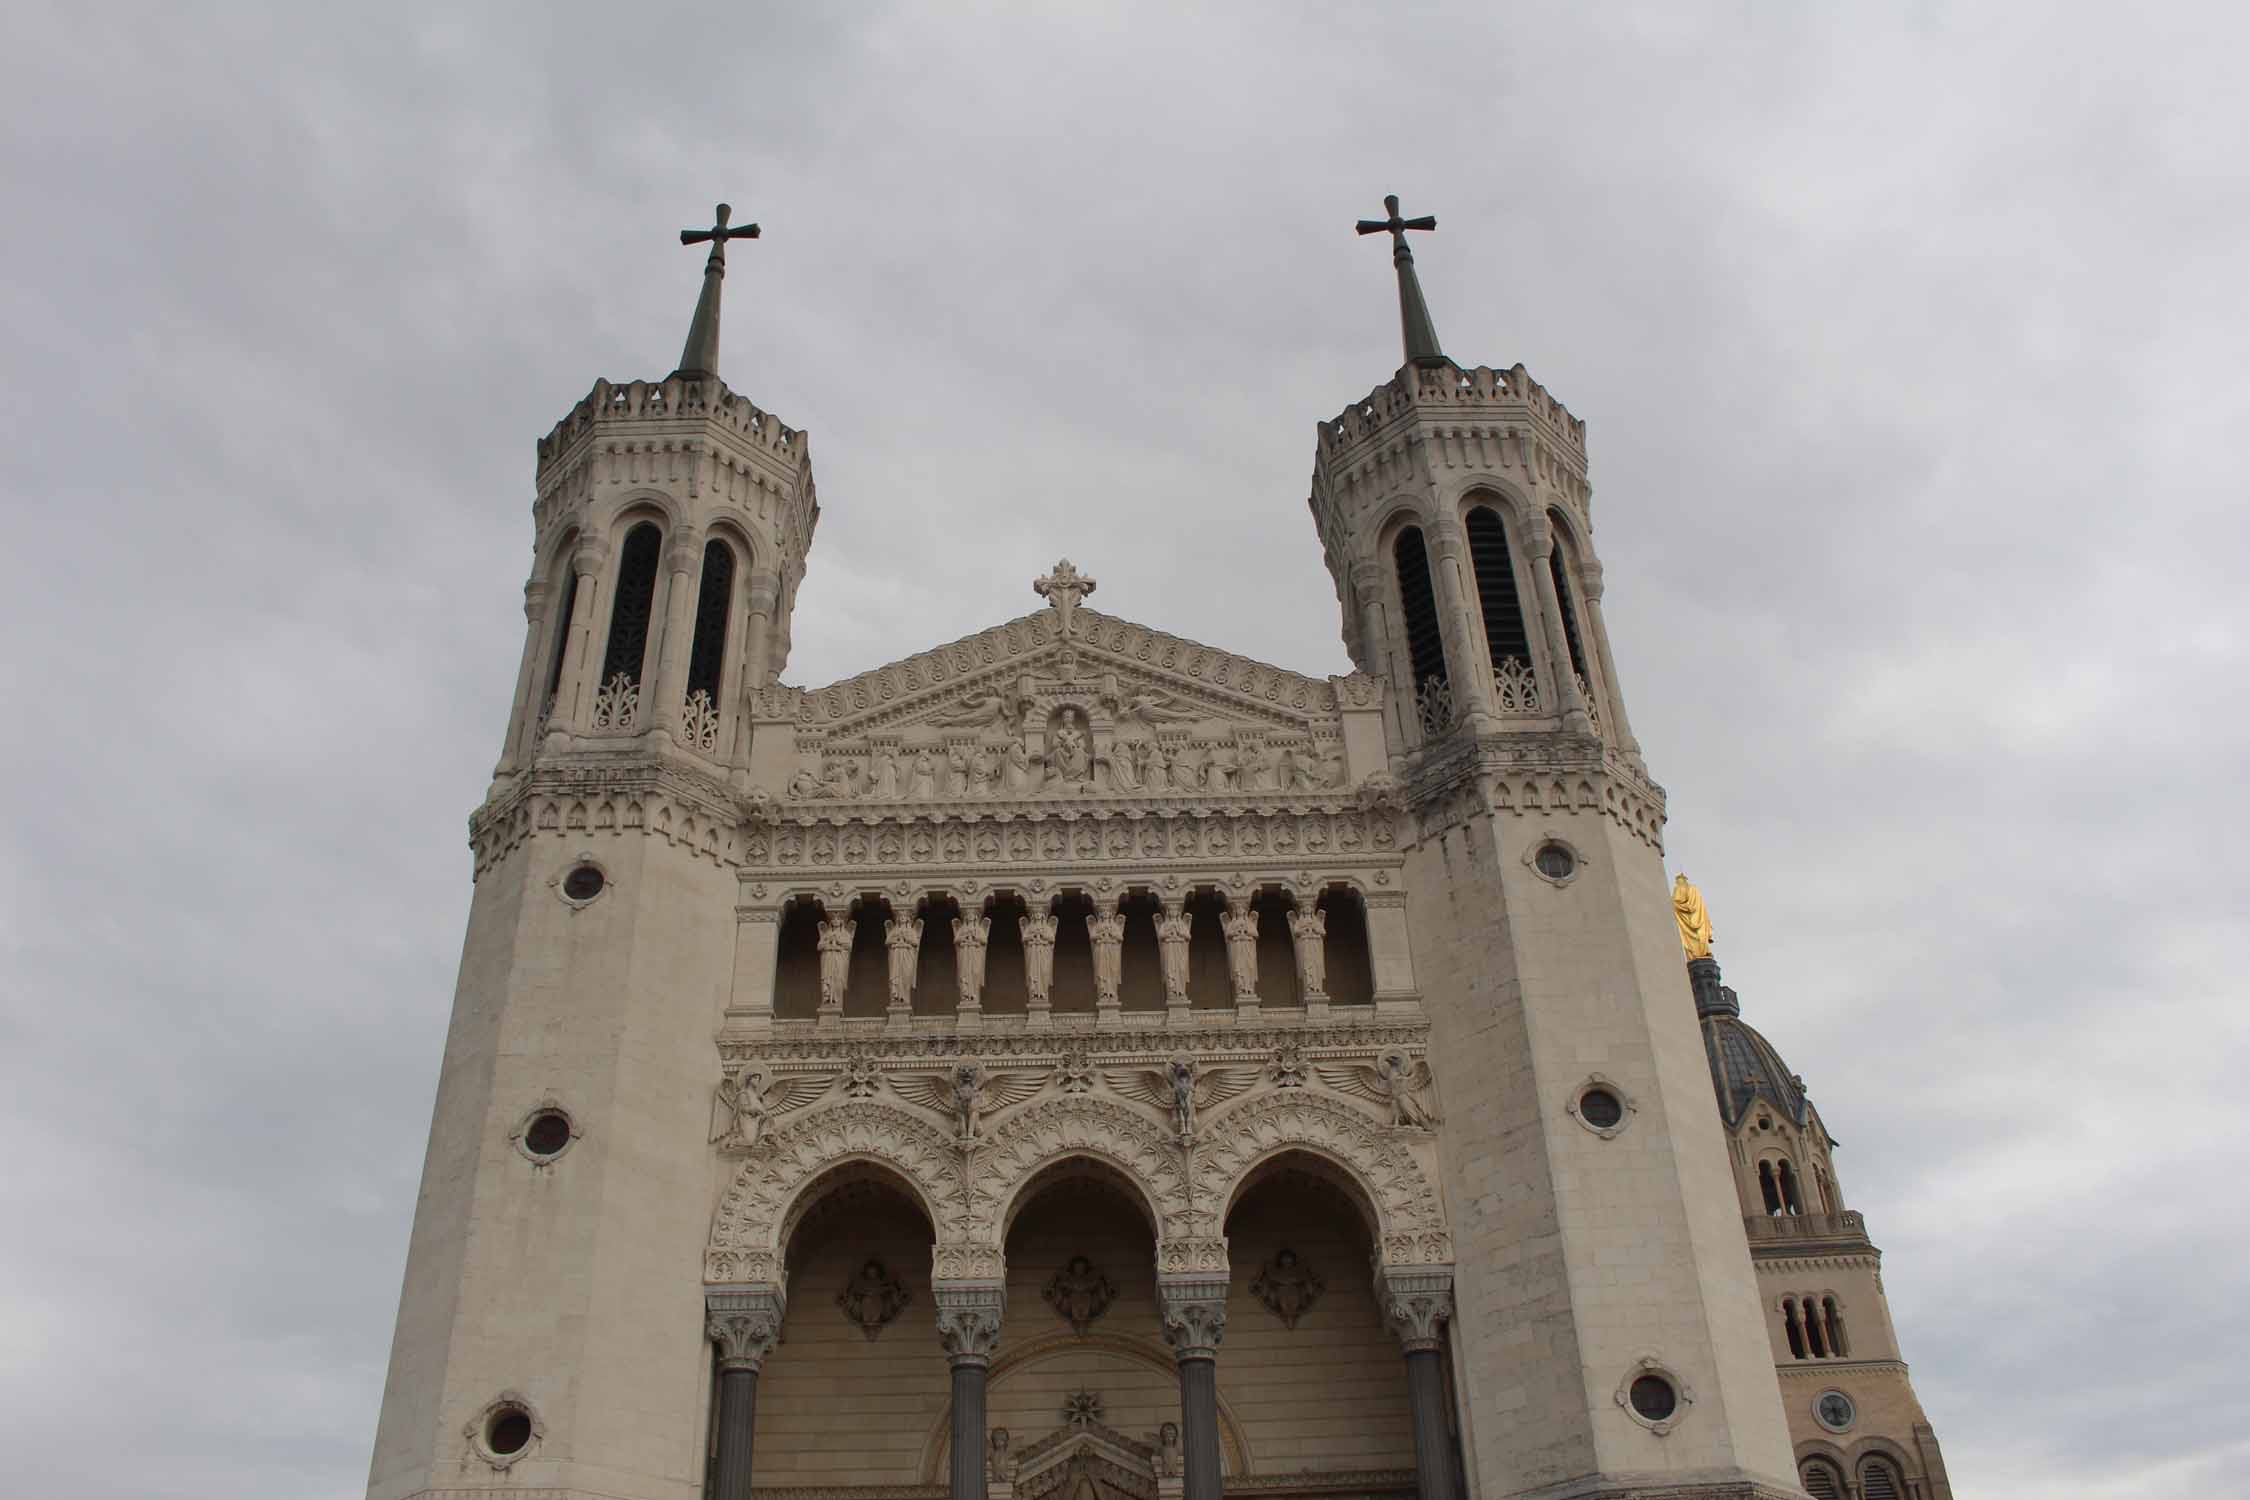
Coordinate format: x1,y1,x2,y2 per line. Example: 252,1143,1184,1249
1465,502,1536,708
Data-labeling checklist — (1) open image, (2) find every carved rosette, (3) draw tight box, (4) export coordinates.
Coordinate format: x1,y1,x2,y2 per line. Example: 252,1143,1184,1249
705,1286,785,1372
1378,1267,1456,1355
935,1282,1007,1368
1157,1277,1229,1361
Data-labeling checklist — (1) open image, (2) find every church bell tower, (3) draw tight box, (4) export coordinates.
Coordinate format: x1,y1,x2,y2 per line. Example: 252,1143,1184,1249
1305,197,1804,1497
367,204,817,1500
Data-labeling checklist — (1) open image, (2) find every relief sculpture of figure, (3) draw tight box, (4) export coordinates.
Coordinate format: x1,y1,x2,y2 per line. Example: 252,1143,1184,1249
954,912,991,1009
968,744,996,795
708,1069,834,1153
1220,903,1260,1001
1672,873,1715,960
945,745,970,797
1047,714,1092,784
907,748,937,800
815,917,855,1012
1272,745,1310,792
1020,910,1058,1009
866,750,901,800
884,916,923,1009
1086,909,1127,1007
786,767,823,799
1105,739,1144,792
1316,1049,1440,1129
1144,741,1173,792
1106,1058,1257,1137
1286,907,1327,999
1155,904,1194,1005
1002,739,1031,793
1236,741,1276,792
819,759,856,798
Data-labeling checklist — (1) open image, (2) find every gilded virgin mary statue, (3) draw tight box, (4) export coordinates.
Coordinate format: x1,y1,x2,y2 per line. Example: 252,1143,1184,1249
1672,873,1715,960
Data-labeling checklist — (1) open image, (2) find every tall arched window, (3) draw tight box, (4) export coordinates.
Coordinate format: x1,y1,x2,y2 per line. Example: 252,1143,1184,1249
1859,1457,1904,1500
681,539,736,751
601,522,663,688
1799,1459,1844,1500
1803,1296,1829,1357
1782,1299,1807,1359
1759,1160,1784,1215
1776,1160,1804,1215
1392,527,1449,729
542,562,579,711
1823,1296,1849,1357
1547,533,1589,681
1465,505,1537,710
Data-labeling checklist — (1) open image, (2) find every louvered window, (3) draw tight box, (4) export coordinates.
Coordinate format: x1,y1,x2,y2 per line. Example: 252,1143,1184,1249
601,522,663,685
1393,527,1448,691
1799,1460,1844,1500
1465,506,1532,676
1782,1299,1807,1359
1860,1457,1904,1500
543,563,579,702
1548,541,1588,677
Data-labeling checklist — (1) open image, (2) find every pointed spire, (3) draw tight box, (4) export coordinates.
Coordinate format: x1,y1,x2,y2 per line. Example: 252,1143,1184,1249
1354,194,1447,369
671,202,761,383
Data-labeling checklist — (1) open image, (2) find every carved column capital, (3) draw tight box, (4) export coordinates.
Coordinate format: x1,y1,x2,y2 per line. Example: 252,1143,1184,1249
1158,1277,1229,1361
1379,1267,1456,1355
1519,518,1553,556
745,569,783,614
934,1282,1006,1369
667,535,705,575
521,578,551,619
1576,559,1605,601
706,1286,785,1373
570,536,612,575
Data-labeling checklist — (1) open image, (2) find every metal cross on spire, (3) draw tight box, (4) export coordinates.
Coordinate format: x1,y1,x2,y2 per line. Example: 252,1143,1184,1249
1354,194,1448,369
671,202,762,383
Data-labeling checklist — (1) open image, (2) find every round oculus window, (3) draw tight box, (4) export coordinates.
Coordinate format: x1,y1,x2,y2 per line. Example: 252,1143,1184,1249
1579,1087,1625,1129
1814,1389,1856,1433
486,1408,533,1455
562,865,606,901
1628,1374,1678,1422
522,1110,572,1158
1534,843,1576,880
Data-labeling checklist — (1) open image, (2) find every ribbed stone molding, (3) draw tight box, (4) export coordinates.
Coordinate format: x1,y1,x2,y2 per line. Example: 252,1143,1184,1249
1378,1265,1456,1354
934,1282,1006,1369
705,1285,785,1372
1157,1276,1229,1360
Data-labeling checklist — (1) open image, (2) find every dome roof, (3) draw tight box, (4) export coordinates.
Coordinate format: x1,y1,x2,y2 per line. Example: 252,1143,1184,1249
1701,1012,1813,1130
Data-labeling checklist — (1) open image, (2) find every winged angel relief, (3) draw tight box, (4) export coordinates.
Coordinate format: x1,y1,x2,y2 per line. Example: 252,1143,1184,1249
892,1063,1051,1143
710,1069,837,1153
1314,1051,1440,1130
1104,1059,1262,1138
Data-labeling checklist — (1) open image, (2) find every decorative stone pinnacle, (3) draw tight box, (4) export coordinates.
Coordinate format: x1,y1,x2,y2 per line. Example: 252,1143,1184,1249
1034,559,1097,638
671,201,762,383
1353,193,1446,369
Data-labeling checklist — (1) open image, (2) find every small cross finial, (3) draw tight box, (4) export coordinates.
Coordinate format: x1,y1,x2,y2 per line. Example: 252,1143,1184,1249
671,200,762,383
1354,192,1447,369
1034,559,1097,638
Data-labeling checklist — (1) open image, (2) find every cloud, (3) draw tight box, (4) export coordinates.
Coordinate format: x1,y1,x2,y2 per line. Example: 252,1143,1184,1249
2,3,2243,1496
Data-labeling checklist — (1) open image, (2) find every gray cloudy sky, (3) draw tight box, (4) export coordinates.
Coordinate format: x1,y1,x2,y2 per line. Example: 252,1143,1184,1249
3,3,2245,1496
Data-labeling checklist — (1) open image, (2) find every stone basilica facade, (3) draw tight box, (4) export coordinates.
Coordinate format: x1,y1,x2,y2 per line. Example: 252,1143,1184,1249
367,203,1950,1500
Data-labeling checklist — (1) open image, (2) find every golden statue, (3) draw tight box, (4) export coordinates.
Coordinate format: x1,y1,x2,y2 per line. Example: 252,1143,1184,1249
1672,873,1714,960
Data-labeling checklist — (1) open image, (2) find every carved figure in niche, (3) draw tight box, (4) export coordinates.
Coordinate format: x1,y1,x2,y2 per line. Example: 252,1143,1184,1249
1103,740,1142,792
1042,1255,1118,1334
1286,907,1328,998
1152,1423,1182,1478
946,745,970,796
1204,743,1240,791
954,912,991,1007
1251,1248,1325,1329
815,918,855,1012
1086,909,1127,1006
1106,1059,1258,1137
884,916,923,1008
1154,904,1193,1003
1020,910,1058,1008
1144,741,1173,792
786,768,823,799
1236,741,1276,792
1110,689,1202,732
987,1430,1013,1486
709,1069,835,1152
866,750,901,800
968,744,997,794
1046,709,1093,784
901,748,933,800
1316,1049,1440,1129
1034,558,1097,637
1220,904,1260,1000
894,1062,1049,1141
1003,740,1032,792
1169,745,1204,791
836,1259,909,1340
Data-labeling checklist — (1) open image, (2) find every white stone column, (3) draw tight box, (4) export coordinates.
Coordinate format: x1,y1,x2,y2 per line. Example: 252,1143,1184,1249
1522,520,1592,733
544,538,607,745
1287,896,1329,1021
650,533,704,741
1220,897,1260,1016
1157,896,1193,1025
1089,898,1126,1030
731,569,781,767
706,1286,785,1500
955,899,990,1032
495,577,550,776
1425,524,1492,722
1576,560,1642,758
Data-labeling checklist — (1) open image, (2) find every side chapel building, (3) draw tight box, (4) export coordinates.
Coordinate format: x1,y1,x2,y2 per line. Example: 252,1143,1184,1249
367,199,1952,1500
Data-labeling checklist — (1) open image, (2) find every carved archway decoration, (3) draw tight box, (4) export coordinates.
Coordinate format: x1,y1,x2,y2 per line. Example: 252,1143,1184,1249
1200,1092,1452,1266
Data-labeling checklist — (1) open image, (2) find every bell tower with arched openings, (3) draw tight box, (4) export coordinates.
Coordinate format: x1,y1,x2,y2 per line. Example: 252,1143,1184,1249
1306,197,1802,1498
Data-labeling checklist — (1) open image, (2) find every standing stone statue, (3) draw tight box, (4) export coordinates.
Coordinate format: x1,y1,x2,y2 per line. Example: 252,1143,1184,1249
1003,739,1031,792
954,912,991,1010
866,749,901,800
815,917,855,1012
1087,909,1127,1008
907,748,937,800
885,916,923,1010
968,744,996,794
1286,907,1327,999
1221,903,1260,1001
1020,910,1058,1011
1155,904,1194,1005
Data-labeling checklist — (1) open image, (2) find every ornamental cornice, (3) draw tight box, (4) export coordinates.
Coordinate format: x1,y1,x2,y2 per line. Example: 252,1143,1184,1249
468,755,752,876
1402,732,1667,850
719,1019,1431,1066
1774,1359,1911,1383
1752,1250,1885,1275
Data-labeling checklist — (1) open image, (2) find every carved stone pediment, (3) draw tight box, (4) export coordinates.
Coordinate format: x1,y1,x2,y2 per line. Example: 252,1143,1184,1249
1011,1421,1160,1500
775,610,1367,806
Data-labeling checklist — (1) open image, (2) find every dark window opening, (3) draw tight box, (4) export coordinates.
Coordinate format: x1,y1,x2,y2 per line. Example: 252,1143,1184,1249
601,522,663,686
1548,541,1588,679
685,540,735,706
544,564,579,704
1465,505,1532,674
1782,1299,1807,1359
1393,527,1448,691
